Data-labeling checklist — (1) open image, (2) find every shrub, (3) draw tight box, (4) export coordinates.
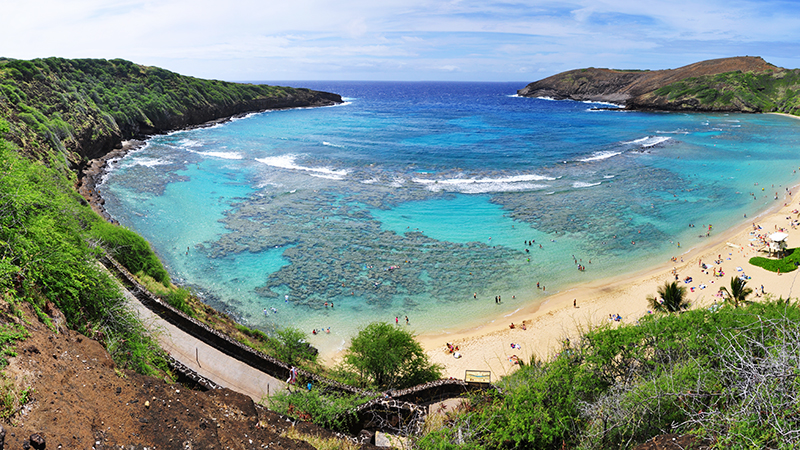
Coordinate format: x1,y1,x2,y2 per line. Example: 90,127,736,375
269,386,373,431
0,131,169,376
341,322,442,390
749,247,800,273
269,327,318,366
91,221,170,285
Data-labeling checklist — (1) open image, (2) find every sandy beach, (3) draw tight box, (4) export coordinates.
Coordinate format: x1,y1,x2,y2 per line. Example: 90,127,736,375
420,179,800,382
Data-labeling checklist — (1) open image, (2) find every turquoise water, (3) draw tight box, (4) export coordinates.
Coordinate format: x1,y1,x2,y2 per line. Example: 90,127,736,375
100,81,800,358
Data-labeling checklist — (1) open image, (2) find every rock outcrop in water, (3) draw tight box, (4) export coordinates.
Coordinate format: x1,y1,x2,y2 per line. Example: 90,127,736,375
518,56,800,115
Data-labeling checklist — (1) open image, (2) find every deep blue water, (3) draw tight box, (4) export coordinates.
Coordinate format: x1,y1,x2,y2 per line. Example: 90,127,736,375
100,81,800,358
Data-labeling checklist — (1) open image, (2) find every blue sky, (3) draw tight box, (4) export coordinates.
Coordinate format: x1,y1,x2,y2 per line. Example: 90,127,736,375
2,0,799,81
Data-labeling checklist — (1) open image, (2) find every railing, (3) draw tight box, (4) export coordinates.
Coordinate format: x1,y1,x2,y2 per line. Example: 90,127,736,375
102,253,501,436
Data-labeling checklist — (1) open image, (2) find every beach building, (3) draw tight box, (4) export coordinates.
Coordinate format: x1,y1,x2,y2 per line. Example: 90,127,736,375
767,232,789,257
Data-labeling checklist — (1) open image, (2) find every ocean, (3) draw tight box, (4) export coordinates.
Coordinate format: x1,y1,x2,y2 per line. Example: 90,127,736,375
100,81,800,358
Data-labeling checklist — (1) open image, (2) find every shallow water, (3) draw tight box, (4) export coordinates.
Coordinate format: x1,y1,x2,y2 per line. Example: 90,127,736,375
100,81,800,358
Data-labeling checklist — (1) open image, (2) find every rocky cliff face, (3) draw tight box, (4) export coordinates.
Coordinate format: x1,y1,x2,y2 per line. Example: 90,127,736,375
517,56,781,110
117,89,342,143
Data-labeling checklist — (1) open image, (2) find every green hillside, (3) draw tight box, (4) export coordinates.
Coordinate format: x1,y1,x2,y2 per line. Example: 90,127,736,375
417,299,800,449
0,58,340,378
0,57,340,167
636,69,800,114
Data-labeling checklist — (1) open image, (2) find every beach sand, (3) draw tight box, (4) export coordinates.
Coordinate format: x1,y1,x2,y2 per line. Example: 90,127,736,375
420,186,800,382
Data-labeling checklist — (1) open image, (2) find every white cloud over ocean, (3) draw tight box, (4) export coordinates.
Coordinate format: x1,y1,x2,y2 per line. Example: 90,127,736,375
2,0,799,81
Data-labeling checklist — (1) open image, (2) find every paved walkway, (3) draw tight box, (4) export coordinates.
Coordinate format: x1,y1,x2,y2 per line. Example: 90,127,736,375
122,288,287,402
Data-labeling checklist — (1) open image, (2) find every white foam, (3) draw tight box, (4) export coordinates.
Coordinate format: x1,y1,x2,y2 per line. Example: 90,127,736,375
603,175,615,179
195,151,244,160
131,157,171,167
412,176,549,193
179,138,202,148
536,96,557,101
255,154,349,179
624,136,671,148
573,181,602,188
322,141,344,148
578,150,622,162
582,100,623,108
656,130,690,134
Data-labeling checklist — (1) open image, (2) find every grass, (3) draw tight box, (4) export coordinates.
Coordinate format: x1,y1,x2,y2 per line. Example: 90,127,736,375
279,425,361,450
749,247,800,273
0,373,34,420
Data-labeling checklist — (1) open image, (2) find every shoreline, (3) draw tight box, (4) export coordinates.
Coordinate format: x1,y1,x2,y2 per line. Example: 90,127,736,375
77,140,146,221
76,104,344,221
419,184,800,380
85,108,800,383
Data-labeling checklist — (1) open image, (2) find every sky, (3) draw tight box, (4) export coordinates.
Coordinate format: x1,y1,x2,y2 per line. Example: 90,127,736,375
2,0,800,82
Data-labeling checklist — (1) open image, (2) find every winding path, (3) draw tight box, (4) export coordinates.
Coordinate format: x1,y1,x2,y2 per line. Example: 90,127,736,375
118,279,287,402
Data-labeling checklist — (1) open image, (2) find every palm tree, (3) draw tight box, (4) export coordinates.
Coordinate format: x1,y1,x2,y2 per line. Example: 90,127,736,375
647,281,689,312
720,276,753,308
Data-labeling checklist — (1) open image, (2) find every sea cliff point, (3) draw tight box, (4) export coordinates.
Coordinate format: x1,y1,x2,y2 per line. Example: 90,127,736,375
518,56,800,114
0,57,342,167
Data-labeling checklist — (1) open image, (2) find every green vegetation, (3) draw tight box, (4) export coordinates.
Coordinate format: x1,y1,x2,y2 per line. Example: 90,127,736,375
720,276,753,308
280,426,361,450
0,373,34,420
270,386,375,431
341,322,443,390
91,220,170,285
646,280,689,312
0,57,334,380
651,68,800,113
0,322,28,370
273,321,442,429
415,300,800,449
0,120,169,375
0,57,323,167
749,247,800,273
269,327,319,366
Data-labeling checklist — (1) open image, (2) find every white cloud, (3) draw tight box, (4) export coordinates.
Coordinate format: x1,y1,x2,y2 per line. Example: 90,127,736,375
2,0,799,80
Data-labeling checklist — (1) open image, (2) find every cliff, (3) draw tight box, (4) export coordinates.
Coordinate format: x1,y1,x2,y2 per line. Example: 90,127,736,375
518,56,800,115
0,57,341,169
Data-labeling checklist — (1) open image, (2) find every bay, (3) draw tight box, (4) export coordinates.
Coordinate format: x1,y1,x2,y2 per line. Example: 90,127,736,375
100,81,800,358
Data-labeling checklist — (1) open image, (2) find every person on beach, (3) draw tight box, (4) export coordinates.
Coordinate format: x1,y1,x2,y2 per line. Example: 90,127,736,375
405,315,409,325
574,298,577,308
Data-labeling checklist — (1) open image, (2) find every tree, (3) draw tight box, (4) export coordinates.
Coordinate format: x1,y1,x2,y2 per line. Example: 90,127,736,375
647,281,689,313
720,276,753,308
342,322,442,390
272,327,317,366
